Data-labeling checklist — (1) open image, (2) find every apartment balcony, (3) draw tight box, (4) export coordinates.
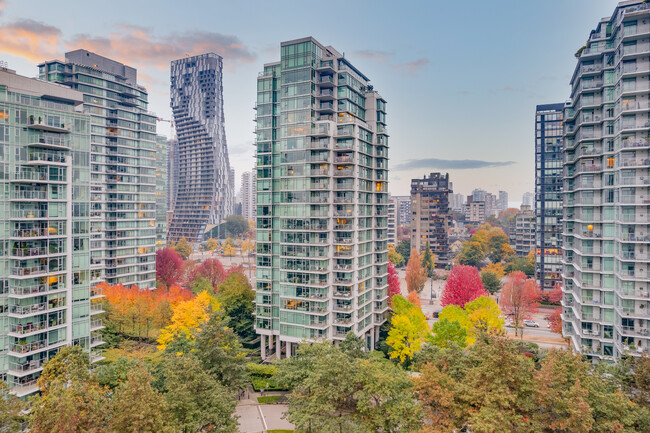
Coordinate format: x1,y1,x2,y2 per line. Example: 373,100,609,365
90,302,105,315
90,349,105,363
334,168,354,177
8,359,44,377
9,298,66,317
27,119,71,134
27,135,71,151
10,379,39,397
25,151,68,165
9,318,65,337
8,338,64,356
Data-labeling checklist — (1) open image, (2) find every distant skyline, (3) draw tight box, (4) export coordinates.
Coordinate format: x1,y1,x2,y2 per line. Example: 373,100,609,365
0,0,619,198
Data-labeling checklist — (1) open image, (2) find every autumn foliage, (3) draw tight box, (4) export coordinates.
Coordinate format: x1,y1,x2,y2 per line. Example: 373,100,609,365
405,248,428,293
99,282,193,340
387,262,401,302
500,271,540,336
187,258,226,291
155,247,184,288
441,265,487,307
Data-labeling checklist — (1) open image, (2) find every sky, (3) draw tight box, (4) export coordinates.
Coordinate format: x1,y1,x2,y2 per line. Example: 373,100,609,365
0,0,621,203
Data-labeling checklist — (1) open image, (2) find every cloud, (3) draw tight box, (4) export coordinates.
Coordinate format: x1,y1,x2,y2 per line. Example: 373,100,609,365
0,0,6,15
0,18,62,62
354,49,393,62
391,57,429,76
393,158,516,171
65,26,255,70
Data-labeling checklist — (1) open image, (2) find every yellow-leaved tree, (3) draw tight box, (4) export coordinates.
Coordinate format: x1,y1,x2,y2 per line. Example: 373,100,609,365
436,296,504,345
386,294,428,363
157,291,219,350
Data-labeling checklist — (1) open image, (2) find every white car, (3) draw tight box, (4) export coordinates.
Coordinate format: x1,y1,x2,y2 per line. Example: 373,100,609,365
524,319,539,328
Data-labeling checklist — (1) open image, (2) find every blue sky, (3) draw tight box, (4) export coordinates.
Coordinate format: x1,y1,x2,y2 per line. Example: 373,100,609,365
0,0,620,202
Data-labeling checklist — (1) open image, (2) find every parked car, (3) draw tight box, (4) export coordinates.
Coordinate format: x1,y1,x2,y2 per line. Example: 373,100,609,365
524,319,540,328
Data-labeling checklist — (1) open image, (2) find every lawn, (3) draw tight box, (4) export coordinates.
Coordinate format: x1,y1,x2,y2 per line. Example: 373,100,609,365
257,395,282,404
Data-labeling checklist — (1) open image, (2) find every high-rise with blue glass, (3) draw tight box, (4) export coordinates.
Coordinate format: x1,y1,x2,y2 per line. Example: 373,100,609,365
254,37,389,358
535,103,564,291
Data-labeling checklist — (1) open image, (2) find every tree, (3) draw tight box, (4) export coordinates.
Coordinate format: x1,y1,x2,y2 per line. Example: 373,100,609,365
190,276,212,295
387,295,428,362
109,363,175,433
408,290,422,308
240,239,255,277
156,247,184,288
441,265,487,307
215,271,255,343
405,248,427,293
206,237,219,252
387,261,401,302
174,237,192,260
157,291,219,350
30,346,111,433
481,262,505,278
193,309,249,390
274,342,422,433
189,258,226,290
548,282,563,304
428,318,468,348
421,241,436,278
161,354,238,433
223,215,249,237
464,296,504,334
457,241,484,267
388,244,405,267
223,243,236,258
549,307,563,334
486,232,510,263
480,270,501,294
0,381,25,431
500,271,540,337
395,239,411,263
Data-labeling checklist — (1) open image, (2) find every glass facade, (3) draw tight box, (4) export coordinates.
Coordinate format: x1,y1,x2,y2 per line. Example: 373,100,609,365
562,0,650,360
168,54,234,243
0,69,100,397
155,135,168,249
39,50,157,289
255,38,389,357
535,103,564,291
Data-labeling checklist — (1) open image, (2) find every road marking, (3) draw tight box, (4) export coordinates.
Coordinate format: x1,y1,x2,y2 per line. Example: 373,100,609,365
258,405,268,431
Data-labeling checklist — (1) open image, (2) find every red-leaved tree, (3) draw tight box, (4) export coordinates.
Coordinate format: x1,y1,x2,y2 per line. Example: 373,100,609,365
155,248,184,289
500,271,540,337
549,307,562,335
387,262,401,303
441,265,487,307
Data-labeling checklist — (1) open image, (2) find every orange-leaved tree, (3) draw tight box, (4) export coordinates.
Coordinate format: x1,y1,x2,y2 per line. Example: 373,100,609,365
500,271,540,337
405,248,427,293
100,282,193,340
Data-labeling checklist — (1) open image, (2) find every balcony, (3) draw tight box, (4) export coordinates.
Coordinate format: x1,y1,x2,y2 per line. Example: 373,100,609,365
27,120,71,134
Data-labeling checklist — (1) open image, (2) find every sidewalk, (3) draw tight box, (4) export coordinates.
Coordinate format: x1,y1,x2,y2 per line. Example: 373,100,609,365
504,331,567,348
236,388,294,433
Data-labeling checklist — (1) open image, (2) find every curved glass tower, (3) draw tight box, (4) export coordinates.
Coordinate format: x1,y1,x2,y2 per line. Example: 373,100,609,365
168,53,234,242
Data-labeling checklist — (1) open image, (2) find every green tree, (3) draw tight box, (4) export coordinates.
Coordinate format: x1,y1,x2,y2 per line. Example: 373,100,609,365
223,215,249,237
428,318,468,348
174,237,192,260
487,232,510,263
109,362,175,433
0,381,25,432
480,270,502,294
161,354,238,433
395,239,411,263
274,342,421,433
193,309,249,390
97,356,136,389
189,275,212,295
457,241,484,267
505,256,535,276
421,241,436,278
215,271,255,343
340,331,367,358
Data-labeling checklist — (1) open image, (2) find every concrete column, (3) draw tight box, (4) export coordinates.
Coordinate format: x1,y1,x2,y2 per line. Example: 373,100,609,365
370,330,375,351
276,337,281,359
260,334,266,360
286,342,292,358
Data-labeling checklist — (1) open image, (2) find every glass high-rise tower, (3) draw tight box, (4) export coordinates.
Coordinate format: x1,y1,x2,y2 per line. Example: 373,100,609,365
562,0,650,360
39,50,158,289
254,37,389,358
535,103,564,291
168,53,234,243
0,68,101,397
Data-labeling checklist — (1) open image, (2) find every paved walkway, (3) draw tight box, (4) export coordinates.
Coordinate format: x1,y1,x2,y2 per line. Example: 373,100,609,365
236,389,294,433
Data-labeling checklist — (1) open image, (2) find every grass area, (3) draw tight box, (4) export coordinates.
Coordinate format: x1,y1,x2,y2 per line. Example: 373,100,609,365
251,378,287,392
257,395,282,404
